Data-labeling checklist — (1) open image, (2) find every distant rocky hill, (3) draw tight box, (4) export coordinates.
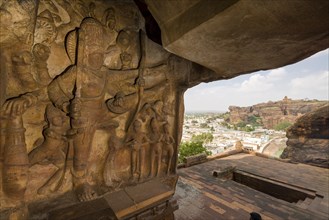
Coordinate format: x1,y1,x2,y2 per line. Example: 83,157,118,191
228,96,327,129
281,104,329,168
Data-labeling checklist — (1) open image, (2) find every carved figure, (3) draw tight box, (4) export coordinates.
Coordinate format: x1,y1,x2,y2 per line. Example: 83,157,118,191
32,43,52,85
102,7,116,31
0,17,56,201
4,43,51,115
149,117,164,178
162,123,174,175
1,8,52,199
2,42,52,198
102,122,122,187
152,100,166,123
148,100,170,177
102,7,117,48
28,104,69,194
105,29,139,70
126,120,148,182
43,17,166,200
117,30,133,70
47,17,111,201
137,103,154,125
11,50,35,89
45,17,147,200
120,51,132,70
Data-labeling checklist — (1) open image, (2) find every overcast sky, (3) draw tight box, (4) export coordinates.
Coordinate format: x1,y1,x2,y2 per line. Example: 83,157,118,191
184,49,329,112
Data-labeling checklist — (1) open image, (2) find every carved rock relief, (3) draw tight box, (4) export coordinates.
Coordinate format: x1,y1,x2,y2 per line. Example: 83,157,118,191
0,0,184,215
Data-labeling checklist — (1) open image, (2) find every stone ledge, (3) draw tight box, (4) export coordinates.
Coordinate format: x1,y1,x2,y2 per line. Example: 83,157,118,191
47,179,175,220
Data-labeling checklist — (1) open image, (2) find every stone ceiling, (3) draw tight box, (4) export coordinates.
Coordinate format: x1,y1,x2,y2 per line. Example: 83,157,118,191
144,0,329,82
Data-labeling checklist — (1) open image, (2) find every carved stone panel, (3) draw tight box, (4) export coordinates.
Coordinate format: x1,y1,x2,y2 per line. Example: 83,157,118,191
0,0,193,218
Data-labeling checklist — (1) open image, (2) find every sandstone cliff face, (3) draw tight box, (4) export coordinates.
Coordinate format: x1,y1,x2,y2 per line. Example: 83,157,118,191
281,104,329,168
229,97,327,129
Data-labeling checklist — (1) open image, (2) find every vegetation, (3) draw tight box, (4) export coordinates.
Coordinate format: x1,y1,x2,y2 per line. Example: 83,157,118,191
236,121,247,128
246,115,262,127
220,121,231,129
233,121,255,132
178,141,212,164
243,125,255,132
219,112,230,121
274,121,292,131
191,132,214,143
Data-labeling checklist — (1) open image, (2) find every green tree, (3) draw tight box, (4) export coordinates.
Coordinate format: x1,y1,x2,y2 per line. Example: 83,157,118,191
236,121,247,128
247,115,262,127
178,141,212,163
200,123,208,128
274,121,292,131
233,121,255,132
191,132,214,143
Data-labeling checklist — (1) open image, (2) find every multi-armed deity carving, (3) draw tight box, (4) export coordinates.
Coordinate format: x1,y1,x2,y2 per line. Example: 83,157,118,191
0,0,193,218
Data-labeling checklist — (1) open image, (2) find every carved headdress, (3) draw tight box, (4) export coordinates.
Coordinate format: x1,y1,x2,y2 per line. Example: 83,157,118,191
79,17,104,45
65,17,105,64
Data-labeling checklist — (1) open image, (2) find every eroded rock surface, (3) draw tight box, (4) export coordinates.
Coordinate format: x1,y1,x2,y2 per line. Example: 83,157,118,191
145,0,329,81
281,104,329,168
229,97,327,129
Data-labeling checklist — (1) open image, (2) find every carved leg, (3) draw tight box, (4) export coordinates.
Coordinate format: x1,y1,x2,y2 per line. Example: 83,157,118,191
0,115,7,161
104,153,112,186
33,144,67,195
37,166,64,194
110,150,121,182
131,149,137,177
156,149,162,177
167,148,174,175
139,147,145,180
72,127,97,202
104,150,120,186
73,130,94,175
150,148,156,177
28,137,66,166
136,148,141,177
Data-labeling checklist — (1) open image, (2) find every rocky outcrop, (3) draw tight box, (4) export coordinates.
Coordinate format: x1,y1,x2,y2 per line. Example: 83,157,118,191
228,97,327,129
281,104,329,168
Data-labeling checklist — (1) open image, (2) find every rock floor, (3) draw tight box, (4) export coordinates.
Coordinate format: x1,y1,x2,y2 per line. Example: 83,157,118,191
174,153,329,220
